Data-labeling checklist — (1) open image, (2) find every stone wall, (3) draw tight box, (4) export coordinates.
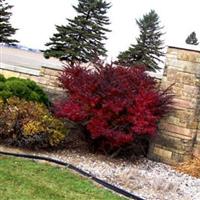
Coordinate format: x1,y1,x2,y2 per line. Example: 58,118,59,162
1,45,200,164
148,46,200,164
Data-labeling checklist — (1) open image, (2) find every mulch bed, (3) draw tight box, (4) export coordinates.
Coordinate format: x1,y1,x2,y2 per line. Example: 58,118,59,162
175,156,200,178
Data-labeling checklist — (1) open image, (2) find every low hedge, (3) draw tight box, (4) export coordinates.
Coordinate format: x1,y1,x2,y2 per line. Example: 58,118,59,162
0,75,49,106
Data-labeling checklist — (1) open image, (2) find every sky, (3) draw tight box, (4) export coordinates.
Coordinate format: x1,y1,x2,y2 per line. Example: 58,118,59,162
7,0,200,60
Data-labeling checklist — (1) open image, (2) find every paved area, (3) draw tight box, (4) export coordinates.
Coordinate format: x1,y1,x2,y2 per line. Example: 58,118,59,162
0,45,163,79
0,46,63,70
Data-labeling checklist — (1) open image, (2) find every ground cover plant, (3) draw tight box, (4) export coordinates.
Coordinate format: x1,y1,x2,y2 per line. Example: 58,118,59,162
0,156,125,200
0,97,68,149
0,75,49,106
54,62,173,153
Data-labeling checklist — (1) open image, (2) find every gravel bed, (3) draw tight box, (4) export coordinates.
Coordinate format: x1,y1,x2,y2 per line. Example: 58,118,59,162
1,146,200,200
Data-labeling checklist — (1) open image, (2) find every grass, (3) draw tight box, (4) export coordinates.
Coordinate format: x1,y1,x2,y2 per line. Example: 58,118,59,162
0,156,126,200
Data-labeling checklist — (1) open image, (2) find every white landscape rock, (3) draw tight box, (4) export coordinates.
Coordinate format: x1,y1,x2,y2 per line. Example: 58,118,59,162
43,150,200,200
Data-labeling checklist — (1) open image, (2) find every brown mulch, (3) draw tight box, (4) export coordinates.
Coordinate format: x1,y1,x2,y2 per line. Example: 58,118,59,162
175,156,200,178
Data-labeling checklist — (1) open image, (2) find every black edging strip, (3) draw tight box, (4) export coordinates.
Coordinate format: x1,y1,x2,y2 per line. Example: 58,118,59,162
0,151,145,200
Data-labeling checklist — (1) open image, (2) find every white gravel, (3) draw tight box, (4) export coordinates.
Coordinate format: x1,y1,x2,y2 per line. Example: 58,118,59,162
1,146,200,200
43,150,200,200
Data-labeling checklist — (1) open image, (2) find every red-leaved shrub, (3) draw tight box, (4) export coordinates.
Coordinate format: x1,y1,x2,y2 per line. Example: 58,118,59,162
54,62,172,151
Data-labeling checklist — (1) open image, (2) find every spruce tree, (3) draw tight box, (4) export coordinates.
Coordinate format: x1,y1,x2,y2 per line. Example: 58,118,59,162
117,10,164,72
185,32,199,45
44,0,111,65
0,0,18,45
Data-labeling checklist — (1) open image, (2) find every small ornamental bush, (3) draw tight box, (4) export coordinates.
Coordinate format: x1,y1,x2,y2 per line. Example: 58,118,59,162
54,63,173,151
0,74,6,82
0,97,68,149
0,75,49,106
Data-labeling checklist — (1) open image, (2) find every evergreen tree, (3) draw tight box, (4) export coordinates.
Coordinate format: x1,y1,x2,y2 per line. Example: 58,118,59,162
185,32,199,45
0,0,18,45
44,0,111,65
117,10,164,72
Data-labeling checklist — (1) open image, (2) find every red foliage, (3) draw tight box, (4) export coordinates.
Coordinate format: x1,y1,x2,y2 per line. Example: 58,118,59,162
54,62,172,149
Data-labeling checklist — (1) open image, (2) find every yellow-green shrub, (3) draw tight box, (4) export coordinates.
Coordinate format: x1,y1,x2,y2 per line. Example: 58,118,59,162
0,97,68,149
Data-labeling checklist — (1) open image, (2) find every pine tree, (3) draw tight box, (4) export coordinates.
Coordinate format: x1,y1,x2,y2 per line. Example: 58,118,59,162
0,0,18,45
185,32,199,45
117,10,164,72
44,0,111,65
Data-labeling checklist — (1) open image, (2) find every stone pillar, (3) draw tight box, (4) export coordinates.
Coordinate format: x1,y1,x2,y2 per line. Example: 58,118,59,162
148,46,200,164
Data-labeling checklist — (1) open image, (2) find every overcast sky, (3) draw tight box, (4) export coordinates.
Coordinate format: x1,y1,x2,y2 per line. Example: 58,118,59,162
8,0,200,59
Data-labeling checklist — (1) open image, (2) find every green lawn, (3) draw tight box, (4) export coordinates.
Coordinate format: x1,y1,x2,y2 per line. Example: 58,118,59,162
0,156,126,200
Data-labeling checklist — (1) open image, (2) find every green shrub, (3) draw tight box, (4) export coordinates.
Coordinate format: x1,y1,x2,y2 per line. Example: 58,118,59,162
5,79,31,98
0,82,5,90
0,90,12,100
0,75,49,106
0,97,69,149
0,74,6,82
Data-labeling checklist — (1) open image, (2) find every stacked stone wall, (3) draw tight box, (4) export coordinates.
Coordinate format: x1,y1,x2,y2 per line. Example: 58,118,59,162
1,46,200,164
148,47,200,164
